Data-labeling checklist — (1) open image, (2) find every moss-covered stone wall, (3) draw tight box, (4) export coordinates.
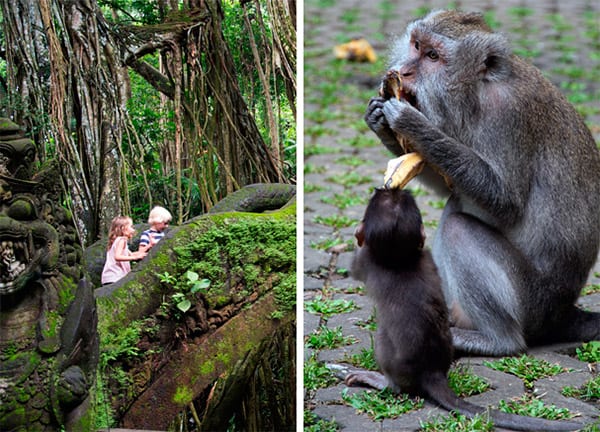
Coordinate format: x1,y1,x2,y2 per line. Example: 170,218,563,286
94,201,296,429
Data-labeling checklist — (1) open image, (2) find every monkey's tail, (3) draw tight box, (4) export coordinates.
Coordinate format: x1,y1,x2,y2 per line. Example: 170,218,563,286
424,373,583,431
556,307,600,343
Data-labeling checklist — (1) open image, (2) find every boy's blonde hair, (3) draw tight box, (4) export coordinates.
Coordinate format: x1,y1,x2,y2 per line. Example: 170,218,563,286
148,206,172,224
107,216,133,250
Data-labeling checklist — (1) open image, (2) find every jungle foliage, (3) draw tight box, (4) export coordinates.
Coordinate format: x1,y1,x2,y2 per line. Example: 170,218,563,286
0,0,296,245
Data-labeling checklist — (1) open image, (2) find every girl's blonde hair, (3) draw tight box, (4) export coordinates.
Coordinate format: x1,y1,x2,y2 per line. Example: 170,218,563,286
148,206,172,224
107,216,133,250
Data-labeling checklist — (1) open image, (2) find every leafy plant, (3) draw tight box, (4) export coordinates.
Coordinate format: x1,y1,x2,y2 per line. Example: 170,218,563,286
576,341,600,363
158,270,211,314
305,144,340,156
305,182,328,193
174,271,211,313
427,199,447,210
157,271,177,285
483,354,568,389
341,388,423,420
582,283,600,295
305,295,358,318
99,320,143,366
420,412,494,431
335,155,373,167
304,410,339,432
313,214,357,229
321,191,368,210
448,364,490,397
305,163,327,174
310,237,351,251
305,326,357,350
424,220,439,229
304,353,338,392
498,394,574,420
562,375,600,401
344,346,378,371
355,313,377,332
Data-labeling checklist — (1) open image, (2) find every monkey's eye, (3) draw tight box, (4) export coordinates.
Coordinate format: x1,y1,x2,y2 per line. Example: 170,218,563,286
426,49,439,61
414,40,420,51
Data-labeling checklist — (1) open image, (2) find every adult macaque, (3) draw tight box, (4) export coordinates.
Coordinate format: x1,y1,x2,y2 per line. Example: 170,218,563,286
347,188,582,431
365,10,600,355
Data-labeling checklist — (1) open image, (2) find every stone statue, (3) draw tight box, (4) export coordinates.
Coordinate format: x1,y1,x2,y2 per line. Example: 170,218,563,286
0,118,98,430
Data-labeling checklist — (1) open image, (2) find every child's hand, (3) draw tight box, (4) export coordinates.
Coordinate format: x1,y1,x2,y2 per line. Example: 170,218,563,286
133,250,147,260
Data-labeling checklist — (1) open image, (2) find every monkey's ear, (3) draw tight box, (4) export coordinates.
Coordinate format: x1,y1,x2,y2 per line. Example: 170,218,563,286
459,32,511,79
355,222,365,247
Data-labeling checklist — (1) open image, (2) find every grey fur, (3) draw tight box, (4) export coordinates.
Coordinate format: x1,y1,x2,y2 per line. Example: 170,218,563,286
365,9,600,355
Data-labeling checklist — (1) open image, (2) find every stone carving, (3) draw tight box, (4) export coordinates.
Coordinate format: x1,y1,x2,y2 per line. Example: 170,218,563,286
0,119,98,430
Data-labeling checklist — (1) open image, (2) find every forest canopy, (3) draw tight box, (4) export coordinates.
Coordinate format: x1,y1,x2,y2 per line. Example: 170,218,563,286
0,0,296,246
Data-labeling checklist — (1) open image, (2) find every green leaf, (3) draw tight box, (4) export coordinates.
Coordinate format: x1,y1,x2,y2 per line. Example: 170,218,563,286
186,270,199,282
191,278,211,293
177,299,191,313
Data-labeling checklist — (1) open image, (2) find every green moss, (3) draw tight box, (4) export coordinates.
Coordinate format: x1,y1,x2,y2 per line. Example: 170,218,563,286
57,277,77,310
1,342,19,358
40,310,62,343
243,341,256,353
216,352,231,365
271,272,296,319
173,385,194,406
200,360,215,375
173,213,295,309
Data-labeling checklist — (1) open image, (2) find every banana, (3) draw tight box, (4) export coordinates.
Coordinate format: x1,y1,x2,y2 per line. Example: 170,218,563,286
377,71,452,190
379,71,414,156
379,69,403,100
384,152,425,189
378,71,424,189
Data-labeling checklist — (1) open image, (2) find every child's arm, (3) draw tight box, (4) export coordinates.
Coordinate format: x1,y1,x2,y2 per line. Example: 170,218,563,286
114,237,147,261
138,230,158,253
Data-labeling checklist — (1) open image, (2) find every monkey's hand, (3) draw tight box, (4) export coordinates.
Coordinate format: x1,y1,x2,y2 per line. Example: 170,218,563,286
365,97,408,156
381,97,428,139
382,99,453,188
384,152,425,189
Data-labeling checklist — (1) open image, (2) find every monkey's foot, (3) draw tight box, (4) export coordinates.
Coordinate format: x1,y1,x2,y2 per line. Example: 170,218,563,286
325,363,387,390
346,370,387,390
384,152,425,189
325,363,358,381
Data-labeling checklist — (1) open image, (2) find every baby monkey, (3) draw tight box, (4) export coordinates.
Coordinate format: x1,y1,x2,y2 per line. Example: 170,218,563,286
347,188,582,431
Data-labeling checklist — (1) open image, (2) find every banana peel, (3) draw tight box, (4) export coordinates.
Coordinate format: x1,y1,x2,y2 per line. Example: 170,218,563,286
334,38,377,63
379,70,424,189
384,152,425,189
378,70,451,189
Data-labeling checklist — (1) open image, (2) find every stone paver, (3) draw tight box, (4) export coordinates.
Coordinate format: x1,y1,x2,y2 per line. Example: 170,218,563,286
303,0,600,430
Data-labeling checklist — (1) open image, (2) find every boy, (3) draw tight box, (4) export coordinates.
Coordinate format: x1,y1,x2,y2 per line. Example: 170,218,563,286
138,206,172,253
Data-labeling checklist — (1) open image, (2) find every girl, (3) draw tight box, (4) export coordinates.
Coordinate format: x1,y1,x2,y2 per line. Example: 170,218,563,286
101,216,147,285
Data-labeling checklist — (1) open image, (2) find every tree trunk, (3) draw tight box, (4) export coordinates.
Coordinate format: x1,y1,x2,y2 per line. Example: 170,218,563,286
1,0,296,239
2,0,126,244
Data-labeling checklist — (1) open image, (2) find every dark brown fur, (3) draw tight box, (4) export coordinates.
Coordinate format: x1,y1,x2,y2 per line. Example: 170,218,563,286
347,188,582,431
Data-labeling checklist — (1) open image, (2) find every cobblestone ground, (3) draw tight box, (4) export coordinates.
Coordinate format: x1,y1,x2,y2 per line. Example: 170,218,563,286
303,0,600,430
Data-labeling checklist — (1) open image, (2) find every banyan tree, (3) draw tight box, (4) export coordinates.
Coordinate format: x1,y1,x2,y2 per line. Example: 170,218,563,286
0,0,296,245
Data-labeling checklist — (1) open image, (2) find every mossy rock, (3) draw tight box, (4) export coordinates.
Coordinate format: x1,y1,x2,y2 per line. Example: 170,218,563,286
93,190,295,428
94,199,295,338
208,183,296,213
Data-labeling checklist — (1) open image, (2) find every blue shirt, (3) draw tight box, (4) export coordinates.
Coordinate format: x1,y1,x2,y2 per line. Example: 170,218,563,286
139,229,164,246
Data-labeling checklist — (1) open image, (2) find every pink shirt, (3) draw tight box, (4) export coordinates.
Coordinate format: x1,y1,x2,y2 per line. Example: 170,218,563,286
101,236,131,284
